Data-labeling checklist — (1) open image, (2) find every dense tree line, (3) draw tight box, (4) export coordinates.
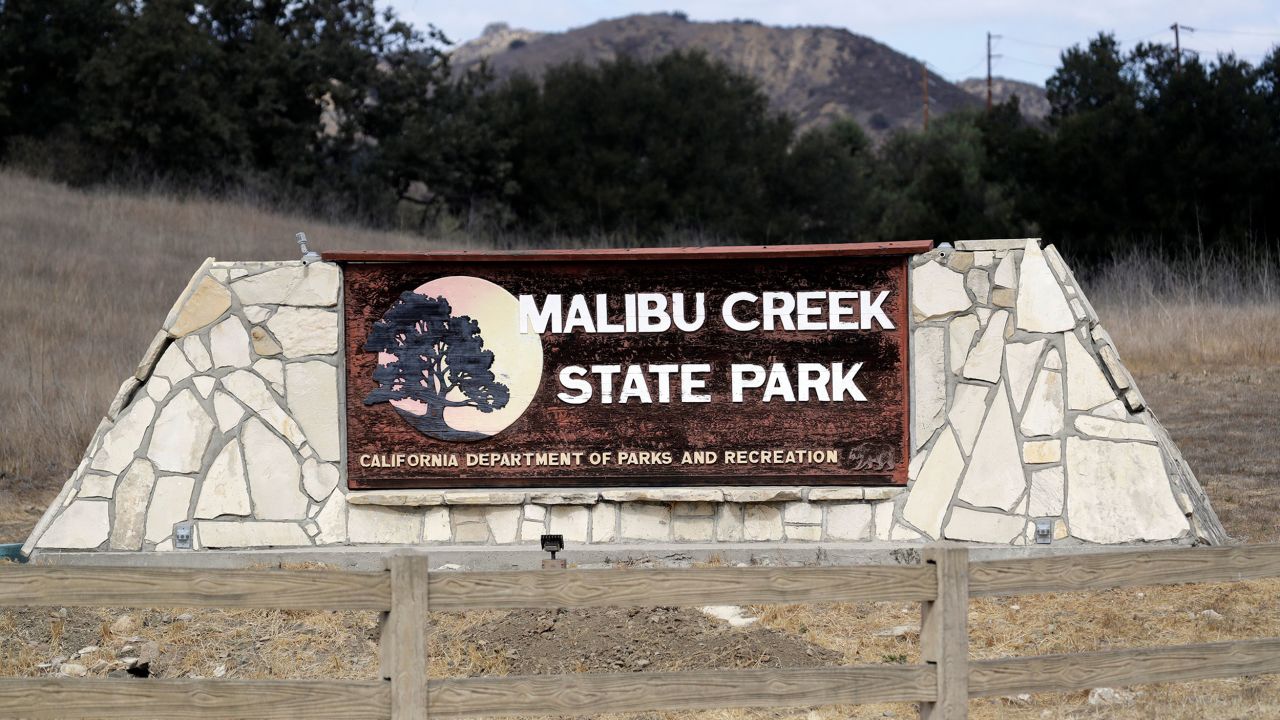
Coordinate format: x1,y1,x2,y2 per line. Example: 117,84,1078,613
2,0,1278,257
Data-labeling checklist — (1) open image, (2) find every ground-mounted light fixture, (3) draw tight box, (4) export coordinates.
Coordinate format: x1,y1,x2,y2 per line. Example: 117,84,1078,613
1034,518,1053,545
174,521,194,550
541,534,565,570
296,232,322,265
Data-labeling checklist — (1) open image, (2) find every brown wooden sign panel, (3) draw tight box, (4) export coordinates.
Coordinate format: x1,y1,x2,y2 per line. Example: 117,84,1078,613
337,244,915,489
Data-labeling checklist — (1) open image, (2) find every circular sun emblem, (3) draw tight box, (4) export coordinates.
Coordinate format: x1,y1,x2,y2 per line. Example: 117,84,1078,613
362,276,543,442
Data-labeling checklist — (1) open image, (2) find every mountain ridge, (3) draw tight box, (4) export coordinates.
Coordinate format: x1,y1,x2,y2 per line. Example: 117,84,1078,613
451,13,1048,137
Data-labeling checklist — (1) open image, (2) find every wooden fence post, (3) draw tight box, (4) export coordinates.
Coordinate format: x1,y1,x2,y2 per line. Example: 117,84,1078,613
380,552,430,720
919,544,969,720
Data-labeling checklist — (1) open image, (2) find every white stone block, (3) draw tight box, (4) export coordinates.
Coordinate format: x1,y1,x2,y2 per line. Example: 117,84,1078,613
37,501,109,549
242,418,308,520
242,306,271,325
199,521,311,547
826,503,872,540
912,262,972,319
182,335,212,372
1066,438,1188,543
716,503,744,541
890,523,925,541
301,458,340,502
783,501,821,524
591,503,617,543
285,360,341,462
807,488,864,501
673,501,716,516
253,358,284,389
231,263,339,307
912,326,947,450
674,517,715,541
721,487,801,503
947,383,991,455
267,308,339,358
521,519,546,543
209,316,253,368
973,251,994,267
314,493,348,544
785,524,822,541
445,491,525,505
347,490,445,506
529,491,599,505
1019,368,1064,437
1028,466,1065,516
743,505,783,541
965,268,991,304
944,507,1025,543
549,506,589,543
221,370,306,445
195,440,251,519
1021,439,1061,464
1074,415,1156,442
902,427,964,539
145,376,171,403
423,506,451,542
620,504,670,541
348,505,422,544
90,397,156,474
947,314,980,374
486,506,522,544
1091,399,1129,420
1004,339,1046,411
78,473,116,499
601,488,721,502
212,391,246,433
1064,332,1116,411
957,381,1025,512
147,389,215,473
109,459,156,550
145,476,195,542
873,501,895,540
962,310,1008,383
1015,239,1075,333
166,275,232,337
524,503,546,521
250,326,283,357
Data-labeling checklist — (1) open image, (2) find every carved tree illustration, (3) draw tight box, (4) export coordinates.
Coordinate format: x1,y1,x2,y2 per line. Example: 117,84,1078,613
364,292,510,436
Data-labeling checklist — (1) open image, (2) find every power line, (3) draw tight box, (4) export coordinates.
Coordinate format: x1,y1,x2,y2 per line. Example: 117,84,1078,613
1000,55,1059,69
1001,36,1063,51
1190,27,1280,38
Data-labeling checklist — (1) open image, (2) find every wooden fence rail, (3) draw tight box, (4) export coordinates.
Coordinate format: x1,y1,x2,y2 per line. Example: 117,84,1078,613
2,543,1279,720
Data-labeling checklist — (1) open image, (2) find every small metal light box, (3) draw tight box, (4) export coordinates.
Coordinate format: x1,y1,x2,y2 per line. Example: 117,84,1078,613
1034,518,1053,545
174,521,194,550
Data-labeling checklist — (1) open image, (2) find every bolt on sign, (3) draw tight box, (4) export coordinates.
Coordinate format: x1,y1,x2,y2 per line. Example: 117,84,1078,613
328,242,927,489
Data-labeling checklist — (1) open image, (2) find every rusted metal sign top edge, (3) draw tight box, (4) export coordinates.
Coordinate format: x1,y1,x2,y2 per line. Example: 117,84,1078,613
322,240,934,263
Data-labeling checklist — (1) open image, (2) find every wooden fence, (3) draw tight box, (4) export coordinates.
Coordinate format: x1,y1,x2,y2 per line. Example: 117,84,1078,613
2,543,1280,719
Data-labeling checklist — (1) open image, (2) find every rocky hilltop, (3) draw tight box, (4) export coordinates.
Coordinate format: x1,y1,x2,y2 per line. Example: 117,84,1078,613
451,13,994,136
957,76,1051,121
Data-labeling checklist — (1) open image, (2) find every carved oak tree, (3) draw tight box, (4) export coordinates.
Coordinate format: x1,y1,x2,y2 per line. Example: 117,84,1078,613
364,291,510,440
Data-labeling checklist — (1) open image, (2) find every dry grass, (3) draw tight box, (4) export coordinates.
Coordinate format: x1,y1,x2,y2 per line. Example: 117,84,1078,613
1,171,1279,718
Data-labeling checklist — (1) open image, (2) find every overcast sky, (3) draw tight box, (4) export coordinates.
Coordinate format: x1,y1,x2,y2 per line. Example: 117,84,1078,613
390,0,1280,85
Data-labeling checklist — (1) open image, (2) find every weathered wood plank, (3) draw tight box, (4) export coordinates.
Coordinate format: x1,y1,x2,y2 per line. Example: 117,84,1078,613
919,545,969,720
0,566,392,610
969,637,1280,697
387,554,430,720
428,565,937,610
969,544,1280,597
324,240,934,263
0,678,390,719
428,665,936,718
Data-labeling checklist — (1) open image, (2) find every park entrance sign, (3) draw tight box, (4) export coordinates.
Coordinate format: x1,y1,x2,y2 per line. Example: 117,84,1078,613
22,239,1229,557
340,246,912,489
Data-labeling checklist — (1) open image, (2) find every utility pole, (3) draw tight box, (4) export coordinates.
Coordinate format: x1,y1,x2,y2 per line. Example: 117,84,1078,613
1170,23,1193,70
986,32,1002,110
921,62,929,130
